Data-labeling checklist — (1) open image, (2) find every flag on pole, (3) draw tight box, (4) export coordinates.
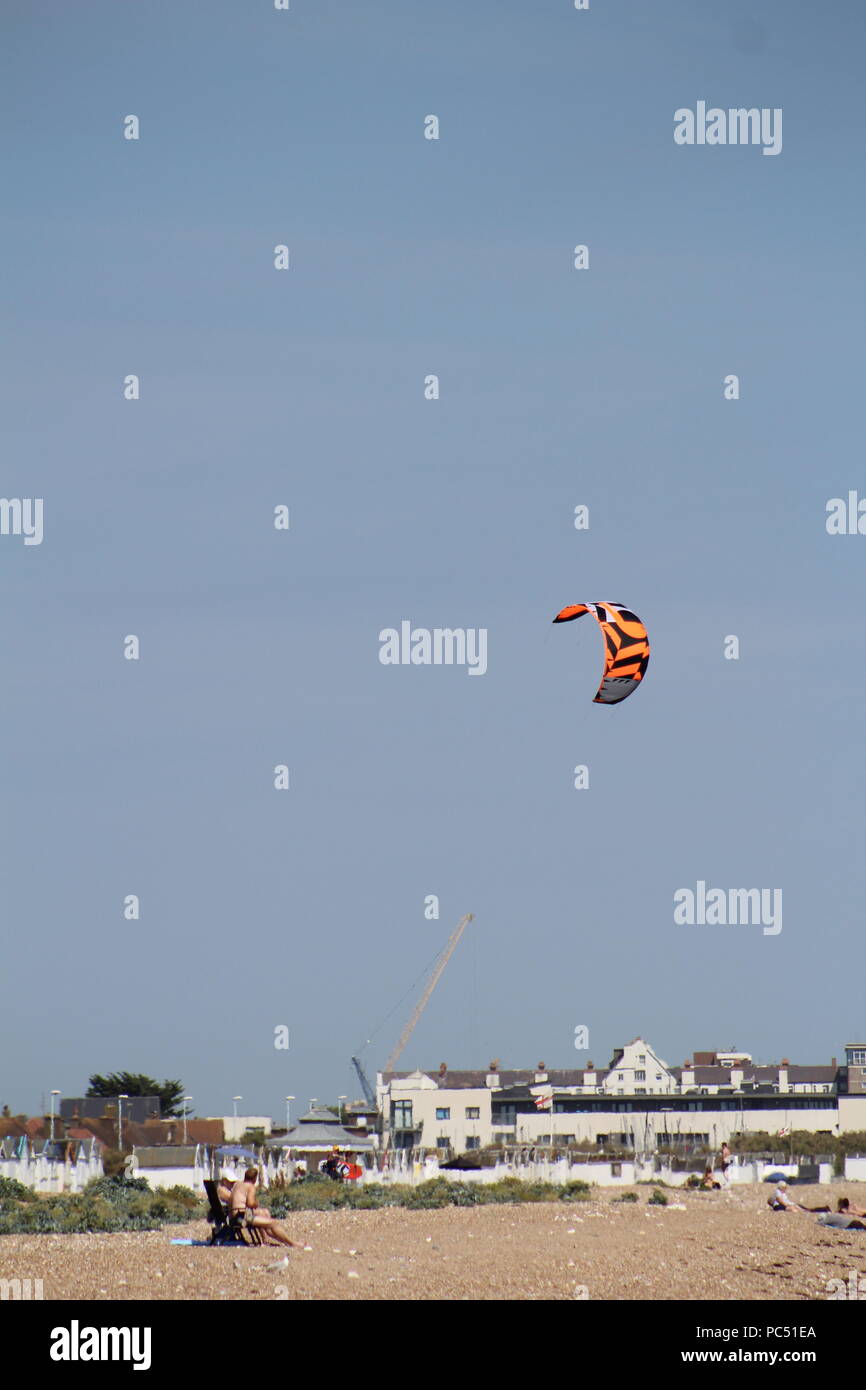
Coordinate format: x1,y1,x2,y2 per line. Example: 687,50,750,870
534,1093,551,1110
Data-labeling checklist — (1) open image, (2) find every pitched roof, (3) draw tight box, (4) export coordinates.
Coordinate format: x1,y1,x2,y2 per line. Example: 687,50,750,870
65,1117,224,1148
68,1127,108,1149
383,1069,599,1091
0,1119,28,1139
268,1122,374,1151
787,1066,837,1083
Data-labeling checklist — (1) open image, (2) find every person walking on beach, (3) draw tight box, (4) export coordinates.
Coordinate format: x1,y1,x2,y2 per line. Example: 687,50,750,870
719,1142,731,1185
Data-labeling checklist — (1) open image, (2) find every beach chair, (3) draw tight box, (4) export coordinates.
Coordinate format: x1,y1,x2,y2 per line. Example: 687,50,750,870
203,1180,263,1246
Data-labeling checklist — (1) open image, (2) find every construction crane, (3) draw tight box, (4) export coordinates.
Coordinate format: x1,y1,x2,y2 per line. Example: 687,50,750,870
351,1056,377,1109
384,914,474,1072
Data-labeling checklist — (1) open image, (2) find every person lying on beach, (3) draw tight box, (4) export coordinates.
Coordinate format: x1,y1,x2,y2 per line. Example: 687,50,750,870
838,1197,866,1219
817,1212,866,1234
230,1167,298,1247
700,1166,721,1190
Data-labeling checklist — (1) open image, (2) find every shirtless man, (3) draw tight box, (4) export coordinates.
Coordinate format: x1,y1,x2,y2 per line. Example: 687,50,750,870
719,1142,732,1184
230,1167,298,1247
218,1169,273,1219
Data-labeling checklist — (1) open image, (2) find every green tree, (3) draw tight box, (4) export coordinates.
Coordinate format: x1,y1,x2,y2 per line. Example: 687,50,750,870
86,1073,185,1118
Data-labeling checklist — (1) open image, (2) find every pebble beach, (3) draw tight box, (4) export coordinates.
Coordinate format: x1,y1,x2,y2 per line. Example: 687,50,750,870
3,1183,865,1302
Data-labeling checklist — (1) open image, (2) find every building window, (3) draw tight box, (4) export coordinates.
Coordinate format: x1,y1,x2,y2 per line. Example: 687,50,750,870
465,1106,480,1119
494,1105,517,1126
391,1101,413,1130
435,1108,450,1121
436,1136,450,1149
635,1071,646,1082
638,1055,646,1064
466,1136,481,1150
635,1088,646,1095
849,1049,866,1065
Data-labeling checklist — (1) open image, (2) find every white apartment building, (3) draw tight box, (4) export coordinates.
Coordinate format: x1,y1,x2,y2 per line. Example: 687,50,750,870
378,1040,866,1154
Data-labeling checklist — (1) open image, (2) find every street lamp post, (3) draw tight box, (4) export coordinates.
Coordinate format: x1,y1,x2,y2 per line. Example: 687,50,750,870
49,1091,61,1142
285,1096,295,1133
182,1096,193,1144
118,1094,129,1151
338,1095,347,1126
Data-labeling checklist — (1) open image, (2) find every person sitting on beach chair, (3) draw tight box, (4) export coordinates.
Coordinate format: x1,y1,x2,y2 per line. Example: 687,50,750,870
216,1170,236,1207
231,1167,298,1247
218,1168,277,1227
204,1179,261,1246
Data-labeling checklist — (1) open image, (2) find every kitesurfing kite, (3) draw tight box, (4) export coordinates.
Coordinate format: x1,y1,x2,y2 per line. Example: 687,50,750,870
552,601,650,705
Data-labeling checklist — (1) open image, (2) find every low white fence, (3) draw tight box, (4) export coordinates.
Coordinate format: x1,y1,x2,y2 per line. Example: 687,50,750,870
4,1144,851,1194
0,1149,103,1193
353,1154,838,1189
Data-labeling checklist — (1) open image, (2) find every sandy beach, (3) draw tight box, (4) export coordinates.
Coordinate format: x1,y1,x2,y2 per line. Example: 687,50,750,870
2,1183,865,1302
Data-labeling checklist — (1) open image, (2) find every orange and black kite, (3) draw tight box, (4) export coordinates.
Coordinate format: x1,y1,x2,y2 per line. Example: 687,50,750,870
552,602,650,705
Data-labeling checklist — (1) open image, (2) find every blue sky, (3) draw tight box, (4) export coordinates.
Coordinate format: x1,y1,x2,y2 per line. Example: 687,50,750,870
2,0,864,1118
